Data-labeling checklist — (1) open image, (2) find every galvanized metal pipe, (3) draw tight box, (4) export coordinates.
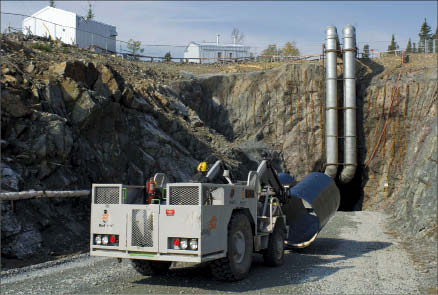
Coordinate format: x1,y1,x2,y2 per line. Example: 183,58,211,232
324,26,339,178
340,24,357,183
0,190,90,201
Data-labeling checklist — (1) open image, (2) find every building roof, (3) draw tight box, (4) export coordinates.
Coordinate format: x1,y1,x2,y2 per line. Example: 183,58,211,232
26,6,76,19
188,41,249,47
25,6,115,29
185,41,250,52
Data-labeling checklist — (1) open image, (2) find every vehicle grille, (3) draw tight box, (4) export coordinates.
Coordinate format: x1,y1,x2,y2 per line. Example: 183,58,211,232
94,187,120,204
169,186,199,205
131,209,153,247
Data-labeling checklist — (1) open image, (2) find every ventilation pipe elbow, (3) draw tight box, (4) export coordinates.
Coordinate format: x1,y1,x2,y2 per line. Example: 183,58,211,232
324,25,339,178
340,24,357,183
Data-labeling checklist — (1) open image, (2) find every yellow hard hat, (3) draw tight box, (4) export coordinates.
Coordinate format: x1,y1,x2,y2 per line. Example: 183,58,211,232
197,162,207,172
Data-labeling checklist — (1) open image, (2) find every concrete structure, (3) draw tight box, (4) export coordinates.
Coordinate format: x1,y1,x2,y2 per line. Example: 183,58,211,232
184,40,251,63
22,6,117,53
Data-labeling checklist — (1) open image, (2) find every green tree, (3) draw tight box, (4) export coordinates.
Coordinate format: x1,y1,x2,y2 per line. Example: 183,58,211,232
282,41,300,57
418,18,431,53
164,51,172,62
387,34,398,54
363,44,370,58
127,39,144,60
86,1,95,20
49,0,55,7
261,44,279,61
405,38,412,53
412,42,417,53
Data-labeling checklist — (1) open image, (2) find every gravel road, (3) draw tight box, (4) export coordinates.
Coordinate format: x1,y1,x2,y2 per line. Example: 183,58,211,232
1,211,432,294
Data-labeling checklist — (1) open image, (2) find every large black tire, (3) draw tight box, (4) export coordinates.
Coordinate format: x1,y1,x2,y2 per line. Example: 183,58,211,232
210,213,253,281
131,260,172,276
263,222,285,266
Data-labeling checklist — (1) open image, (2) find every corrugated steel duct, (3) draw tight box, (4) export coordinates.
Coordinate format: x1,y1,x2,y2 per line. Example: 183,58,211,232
340,24,357,183
324,26,339,178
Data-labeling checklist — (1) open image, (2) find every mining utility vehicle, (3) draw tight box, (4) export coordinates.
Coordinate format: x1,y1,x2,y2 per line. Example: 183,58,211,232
90,159,340,281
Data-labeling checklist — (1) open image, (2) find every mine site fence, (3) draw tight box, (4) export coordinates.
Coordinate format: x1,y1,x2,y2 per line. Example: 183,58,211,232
119,52,255,64
0,190,90,201
257,54,323,62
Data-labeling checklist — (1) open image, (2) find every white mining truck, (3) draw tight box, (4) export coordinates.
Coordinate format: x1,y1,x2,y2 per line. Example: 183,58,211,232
90,159,340,281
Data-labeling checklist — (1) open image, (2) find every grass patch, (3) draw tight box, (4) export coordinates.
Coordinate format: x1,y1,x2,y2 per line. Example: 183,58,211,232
29,43,53,52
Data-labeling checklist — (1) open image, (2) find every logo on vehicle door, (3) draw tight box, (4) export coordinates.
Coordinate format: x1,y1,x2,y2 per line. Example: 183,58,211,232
208,216,217,230
102,210,109,223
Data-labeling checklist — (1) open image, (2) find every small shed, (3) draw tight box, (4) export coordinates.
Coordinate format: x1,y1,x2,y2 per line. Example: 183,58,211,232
184,41,251,63
22,6,117,53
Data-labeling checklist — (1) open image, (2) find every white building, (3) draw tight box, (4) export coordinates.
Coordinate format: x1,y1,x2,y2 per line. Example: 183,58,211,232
184,40,251,63
22,6,117,53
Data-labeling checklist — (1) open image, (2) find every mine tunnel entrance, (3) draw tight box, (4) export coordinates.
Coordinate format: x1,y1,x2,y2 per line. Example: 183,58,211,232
335,167,363,211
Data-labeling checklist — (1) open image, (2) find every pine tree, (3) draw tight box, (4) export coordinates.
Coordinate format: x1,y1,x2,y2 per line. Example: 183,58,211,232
49,0,55,7
387,34,398,54
127,39,144,60
86,1,95,20
418,18,431,53
164,51,172,62
405,38,412,53
412,42,417,53
363,44,370,58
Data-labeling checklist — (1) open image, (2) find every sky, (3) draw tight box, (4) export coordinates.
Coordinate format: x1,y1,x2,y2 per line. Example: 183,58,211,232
1,1,437,57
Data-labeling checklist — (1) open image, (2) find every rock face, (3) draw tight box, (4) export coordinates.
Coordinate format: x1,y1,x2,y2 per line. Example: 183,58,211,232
1,34,436,266
358,61,437,243
171,63,327,178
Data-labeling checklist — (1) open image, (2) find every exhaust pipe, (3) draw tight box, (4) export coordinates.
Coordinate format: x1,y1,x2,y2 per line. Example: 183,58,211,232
340,25,357,183
324,26,339,178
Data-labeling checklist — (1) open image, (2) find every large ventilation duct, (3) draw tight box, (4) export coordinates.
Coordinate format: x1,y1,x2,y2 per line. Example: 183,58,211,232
324,26,339,178
340,25,357,183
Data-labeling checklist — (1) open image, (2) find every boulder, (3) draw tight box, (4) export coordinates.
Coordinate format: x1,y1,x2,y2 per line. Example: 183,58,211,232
1,89,32,118
60,78,81,105
121,87,152,113
93,64,121,101
2,74,19,86
44,81,67,117
49,61,98,89
71,91,97,125
2,230,42,259
25,61,35,73
0,163,22,191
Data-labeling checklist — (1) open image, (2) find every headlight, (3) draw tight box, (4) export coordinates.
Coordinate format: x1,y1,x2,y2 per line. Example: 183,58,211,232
180,239,188,250
102,235,109,245
189,239,198,250
95,235,102,245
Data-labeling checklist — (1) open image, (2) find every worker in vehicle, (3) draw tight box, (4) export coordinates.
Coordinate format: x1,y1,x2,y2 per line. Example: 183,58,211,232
190,161,210,183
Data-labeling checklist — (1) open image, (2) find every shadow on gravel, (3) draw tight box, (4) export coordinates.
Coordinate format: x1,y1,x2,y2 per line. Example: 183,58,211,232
133,238,392,292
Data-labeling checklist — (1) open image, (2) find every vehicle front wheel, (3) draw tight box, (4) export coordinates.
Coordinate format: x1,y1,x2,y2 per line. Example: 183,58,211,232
210,213,253,281
263,222,285,266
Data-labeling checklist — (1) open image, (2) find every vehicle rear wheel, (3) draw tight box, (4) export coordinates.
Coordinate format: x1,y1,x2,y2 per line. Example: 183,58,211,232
263,222,285,266
210,213,253,281
131,260,172,276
